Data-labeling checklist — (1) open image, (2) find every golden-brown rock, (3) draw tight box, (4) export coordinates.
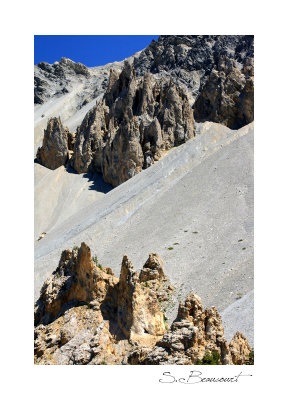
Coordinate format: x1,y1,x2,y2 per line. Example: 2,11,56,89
34,242,251,365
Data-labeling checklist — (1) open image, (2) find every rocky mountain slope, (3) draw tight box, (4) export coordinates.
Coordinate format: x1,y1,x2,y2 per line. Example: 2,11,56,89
36,61,195,186
35,243,251,365
34,35,254,154
35,121,254,346
34,35,254,364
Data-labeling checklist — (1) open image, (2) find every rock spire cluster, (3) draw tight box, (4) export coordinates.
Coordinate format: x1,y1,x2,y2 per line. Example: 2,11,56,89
34,242,251,365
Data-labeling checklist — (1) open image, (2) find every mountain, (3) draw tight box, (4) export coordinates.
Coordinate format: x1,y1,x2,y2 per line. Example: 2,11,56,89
34,35,254,364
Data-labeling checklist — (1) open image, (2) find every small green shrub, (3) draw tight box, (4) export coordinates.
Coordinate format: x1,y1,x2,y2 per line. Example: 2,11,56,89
238,239,243,242
193,231,198,234
173,242,179,245
245,349,254,365
184,230,188,232
92,255,103,270
163,315,168,330
242,247,246,250
195,350,221,365
168,247,174,250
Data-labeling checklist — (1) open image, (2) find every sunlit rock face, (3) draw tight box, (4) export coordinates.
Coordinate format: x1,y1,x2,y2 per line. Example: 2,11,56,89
34,243,251,365
71,61,195,187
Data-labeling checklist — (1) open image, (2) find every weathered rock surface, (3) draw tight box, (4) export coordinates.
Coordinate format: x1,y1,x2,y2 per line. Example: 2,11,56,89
34,242,251,365
194,56,254,129
35,36,254,183
133,35,253,79
70,61,195,186
139,253,165,282
36,117,69,170
133,35,254,126
129,293,251,365
34,57,89,105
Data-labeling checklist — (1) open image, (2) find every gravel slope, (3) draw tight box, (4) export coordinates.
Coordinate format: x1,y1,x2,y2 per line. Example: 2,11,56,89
34,121,254,343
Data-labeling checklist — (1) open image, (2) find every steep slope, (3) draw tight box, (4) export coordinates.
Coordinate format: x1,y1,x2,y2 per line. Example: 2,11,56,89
34,164,112,239
35,121,254,343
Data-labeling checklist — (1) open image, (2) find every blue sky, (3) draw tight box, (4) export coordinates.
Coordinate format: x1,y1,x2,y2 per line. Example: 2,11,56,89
34,35,159,67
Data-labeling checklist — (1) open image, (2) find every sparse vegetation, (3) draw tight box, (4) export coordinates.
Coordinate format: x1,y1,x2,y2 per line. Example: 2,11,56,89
184,230,188,232
163,314,168,330
245,349,254,365
238,239,243,242
236,292,243,299
173,242,179,245
93,255,103,270
72,245,79,251
195,350,220,365
242,247,246,250
193,231,198,234
168,247,174,250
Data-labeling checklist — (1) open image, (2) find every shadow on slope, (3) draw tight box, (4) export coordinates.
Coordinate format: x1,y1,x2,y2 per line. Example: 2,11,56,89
34,158,113,194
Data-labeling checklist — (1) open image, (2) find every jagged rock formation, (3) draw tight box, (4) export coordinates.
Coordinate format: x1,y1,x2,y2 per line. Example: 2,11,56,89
34,242,251,365
133,35,254,128
194,56,254,129
133,35,253,79
134,35,254,129
70,61,195,186
35,36,254,183
36,117,69,170
129,293,251,365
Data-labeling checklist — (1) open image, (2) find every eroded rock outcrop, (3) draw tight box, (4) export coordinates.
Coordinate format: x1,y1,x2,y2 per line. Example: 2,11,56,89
34,242,118,326
129,293,251,365
117,255,166,343
70,61,195,186
34,242,251,365
36,117,69,169
193,57,254,129
35,36,254,182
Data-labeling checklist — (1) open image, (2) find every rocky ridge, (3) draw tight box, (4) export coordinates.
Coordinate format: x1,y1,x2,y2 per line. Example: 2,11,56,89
35,35,254,186
37,61,195,187
133,35,254,129
194,56,254,129
35,57,96,105
34,242,251,365
71,62,195,186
